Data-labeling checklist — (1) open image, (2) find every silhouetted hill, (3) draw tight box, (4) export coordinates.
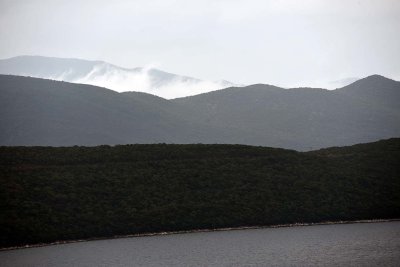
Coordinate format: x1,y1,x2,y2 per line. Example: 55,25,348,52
0,74,399,149
336,74,400,111
1,139,399,248
0,75,218,146
173,76,400,149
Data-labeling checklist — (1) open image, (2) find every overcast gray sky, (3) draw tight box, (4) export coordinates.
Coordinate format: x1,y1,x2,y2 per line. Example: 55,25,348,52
0,0,399,88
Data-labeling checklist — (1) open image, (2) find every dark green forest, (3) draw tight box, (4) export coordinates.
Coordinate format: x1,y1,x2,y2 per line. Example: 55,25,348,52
1,139,399,248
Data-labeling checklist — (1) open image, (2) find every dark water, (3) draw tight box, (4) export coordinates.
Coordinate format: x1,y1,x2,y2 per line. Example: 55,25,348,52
1,222,399,267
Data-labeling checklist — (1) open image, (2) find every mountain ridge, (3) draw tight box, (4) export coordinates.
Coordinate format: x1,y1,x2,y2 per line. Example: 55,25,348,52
0,74,399,150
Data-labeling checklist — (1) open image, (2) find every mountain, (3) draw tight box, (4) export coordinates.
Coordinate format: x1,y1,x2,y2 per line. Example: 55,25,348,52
1,139,399,247
173,75,400,149
0,56,239,98
0,75,227,146
0,74,399,150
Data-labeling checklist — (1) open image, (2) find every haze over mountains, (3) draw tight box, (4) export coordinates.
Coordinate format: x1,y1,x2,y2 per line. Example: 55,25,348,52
1,74,399,150
0,56,238,99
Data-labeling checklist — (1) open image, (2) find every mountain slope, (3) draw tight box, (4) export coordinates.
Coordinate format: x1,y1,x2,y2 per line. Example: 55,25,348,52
0,75,226,146
0,74,399,149
0,56,238,98
1,139,399,247
173,76,400,149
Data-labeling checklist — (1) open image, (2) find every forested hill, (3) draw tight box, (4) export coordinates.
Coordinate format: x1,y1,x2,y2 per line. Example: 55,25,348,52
1,138,399,248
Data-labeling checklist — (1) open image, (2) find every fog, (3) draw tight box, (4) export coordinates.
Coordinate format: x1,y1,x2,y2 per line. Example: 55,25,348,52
68,64,236,98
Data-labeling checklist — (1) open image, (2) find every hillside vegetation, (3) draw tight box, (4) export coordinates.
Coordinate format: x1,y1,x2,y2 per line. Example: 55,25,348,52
1,139,399,248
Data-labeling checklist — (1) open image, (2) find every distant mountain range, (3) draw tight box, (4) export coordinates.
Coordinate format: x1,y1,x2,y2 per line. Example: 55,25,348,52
0,56,239,99
0,74,399,150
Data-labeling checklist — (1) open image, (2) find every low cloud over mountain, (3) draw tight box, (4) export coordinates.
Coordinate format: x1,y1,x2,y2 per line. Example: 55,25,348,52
0,56,240,99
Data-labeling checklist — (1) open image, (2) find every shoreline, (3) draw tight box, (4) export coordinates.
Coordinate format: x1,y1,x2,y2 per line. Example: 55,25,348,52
1,218,399,252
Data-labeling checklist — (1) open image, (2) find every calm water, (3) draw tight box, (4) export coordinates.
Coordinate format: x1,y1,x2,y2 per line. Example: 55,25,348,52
1,222,399,267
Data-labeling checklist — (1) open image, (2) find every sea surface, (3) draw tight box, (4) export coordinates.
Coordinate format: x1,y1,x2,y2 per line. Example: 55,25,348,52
1,221,399,267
